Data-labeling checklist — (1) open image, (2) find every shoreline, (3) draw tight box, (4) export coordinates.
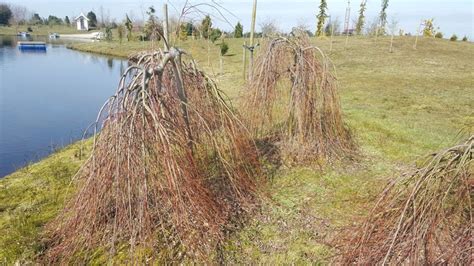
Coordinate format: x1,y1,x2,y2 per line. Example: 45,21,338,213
1,35,473,263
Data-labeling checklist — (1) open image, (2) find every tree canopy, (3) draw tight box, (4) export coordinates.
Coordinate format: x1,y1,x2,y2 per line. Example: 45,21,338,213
234,22,243,38
0,4,12,25
30,13,42,25
87,11,97,27
201,15,212,39
422,19,436,37
47,15,62,25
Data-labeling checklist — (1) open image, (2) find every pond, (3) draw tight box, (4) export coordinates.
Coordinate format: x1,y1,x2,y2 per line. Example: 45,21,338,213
0,35,127,177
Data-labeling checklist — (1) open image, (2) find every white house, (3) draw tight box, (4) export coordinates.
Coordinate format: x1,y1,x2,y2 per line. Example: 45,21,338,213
75,13,89,31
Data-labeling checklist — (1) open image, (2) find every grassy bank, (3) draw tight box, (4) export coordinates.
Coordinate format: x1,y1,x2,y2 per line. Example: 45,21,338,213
1,35,473,263
0,25,80,36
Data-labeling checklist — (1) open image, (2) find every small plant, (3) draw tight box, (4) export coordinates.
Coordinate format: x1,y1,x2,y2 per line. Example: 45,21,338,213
27,26,33,32
179,23,188,41
125,14,133,41
219,41,229,56
234,22,243,38
434,32,443,38
422,18,435,37
219,40,229,73
117,24,124,44
104,27,113,41
210,28,221,43
462,35,468,42
450,34,458,41
143,6,162,41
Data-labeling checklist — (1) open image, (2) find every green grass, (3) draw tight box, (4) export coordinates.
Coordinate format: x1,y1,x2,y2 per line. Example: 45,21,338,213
0,140,91,264
0,25,80,36
1,35,472,263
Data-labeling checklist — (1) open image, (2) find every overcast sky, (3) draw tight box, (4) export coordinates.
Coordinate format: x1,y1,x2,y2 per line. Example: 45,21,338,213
5,0,474,37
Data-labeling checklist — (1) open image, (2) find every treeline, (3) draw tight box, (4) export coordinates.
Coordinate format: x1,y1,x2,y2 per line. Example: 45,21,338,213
314,0,469,41
0,3,70,27
114,6,246,43
0,3,116,29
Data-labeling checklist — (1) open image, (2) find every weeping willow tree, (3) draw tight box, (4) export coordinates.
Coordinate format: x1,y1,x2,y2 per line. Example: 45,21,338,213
339,136,473,264
42,46,263,263
243,33,355,164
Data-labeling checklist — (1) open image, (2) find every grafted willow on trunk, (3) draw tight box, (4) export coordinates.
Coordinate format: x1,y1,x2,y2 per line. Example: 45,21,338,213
243,34,355,164
339,136,473,264
43,47,262,263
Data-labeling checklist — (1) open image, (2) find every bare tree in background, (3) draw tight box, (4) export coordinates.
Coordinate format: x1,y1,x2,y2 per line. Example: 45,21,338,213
9,4,30,31
325,17,341,36
99,6,104,27
260,19,280,38
366,17,380,36
388,17,398,52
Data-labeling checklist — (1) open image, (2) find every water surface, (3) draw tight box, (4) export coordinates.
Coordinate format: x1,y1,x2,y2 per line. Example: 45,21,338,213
0,36,126,177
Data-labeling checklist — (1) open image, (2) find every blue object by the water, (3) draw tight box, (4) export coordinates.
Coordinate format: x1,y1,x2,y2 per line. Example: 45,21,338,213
18,42,47,51
0,35,127,178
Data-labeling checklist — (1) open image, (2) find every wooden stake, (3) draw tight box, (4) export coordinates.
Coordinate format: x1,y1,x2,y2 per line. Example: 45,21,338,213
344,0,351,49
248,0,257,80
389,34,394,52
207,22,211,67
162,4,170,51
243,40,248,80
413,20,422,50
330,22,335,52
345,30,350,48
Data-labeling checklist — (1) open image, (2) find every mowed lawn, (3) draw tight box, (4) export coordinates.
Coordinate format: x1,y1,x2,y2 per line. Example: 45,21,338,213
0,35,472,263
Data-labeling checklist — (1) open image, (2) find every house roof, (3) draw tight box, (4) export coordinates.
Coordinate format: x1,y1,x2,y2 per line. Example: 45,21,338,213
75,12,90,21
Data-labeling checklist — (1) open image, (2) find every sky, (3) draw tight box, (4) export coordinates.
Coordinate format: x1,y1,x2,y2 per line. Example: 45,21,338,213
5,0,474,38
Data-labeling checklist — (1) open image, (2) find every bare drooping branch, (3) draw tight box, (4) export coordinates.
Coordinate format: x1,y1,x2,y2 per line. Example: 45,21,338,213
42,47,263,263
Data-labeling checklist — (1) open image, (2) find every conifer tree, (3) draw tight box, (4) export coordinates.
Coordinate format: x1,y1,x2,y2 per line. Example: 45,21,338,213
316,0,328,37
201,15,212,39
179,23,188,41
64,16,70,26
379,0,389,34
234,22,243,38
125,14,133,41
355,0,367,35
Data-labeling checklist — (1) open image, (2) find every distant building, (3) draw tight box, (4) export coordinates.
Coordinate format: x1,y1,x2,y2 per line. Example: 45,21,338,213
75,13,89,31
342,29,355,36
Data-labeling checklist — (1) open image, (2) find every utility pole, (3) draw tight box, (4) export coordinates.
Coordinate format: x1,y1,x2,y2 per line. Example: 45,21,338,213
248,0,258,80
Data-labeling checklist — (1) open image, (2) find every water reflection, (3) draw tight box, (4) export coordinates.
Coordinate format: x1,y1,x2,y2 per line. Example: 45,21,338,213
107,58,114,69
0,35,127,177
